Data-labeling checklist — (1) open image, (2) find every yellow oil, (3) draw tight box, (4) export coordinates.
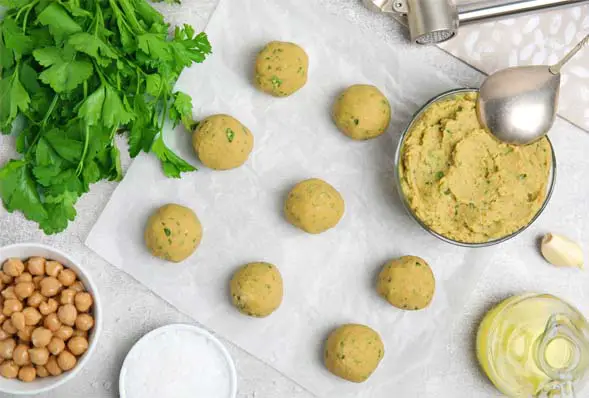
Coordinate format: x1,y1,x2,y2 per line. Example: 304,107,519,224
477,294,589,397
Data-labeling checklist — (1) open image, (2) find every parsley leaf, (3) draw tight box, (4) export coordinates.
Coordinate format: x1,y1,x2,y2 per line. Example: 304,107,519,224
169,91,195,131
0,32,15,70
127,95,158,157
33,47,93,93
2,17,33,58
152,135,196,178
138,33,172,61
78,84,134,128
43,128,84,163
68,33,118,66
146,74,162,97
37,3,82,41
0,160,48,223
0,69,31,133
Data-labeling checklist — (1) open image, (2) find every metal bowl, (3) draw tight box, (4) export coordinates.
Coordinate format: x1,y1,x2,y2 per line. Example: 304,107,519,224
394,88,557,248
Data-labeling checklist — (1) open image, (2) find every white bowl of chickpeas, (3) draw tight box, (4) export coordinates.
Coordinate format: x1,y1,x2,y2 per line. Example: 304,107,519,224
0,243,101,395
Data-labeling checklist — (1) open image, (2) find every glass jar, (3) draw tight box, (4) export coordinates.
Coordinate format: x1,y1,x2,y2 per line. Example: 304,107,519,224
477,293,589,397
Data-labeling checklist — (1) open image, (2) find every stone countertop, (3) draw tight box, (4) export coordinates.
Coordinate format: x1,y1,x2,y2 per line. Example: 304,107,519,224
1,0,585,397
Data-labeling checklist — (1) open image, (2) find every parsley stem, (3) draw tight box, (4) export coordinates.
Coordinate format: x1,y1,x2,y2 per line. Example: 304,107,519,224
93,8,101,35
160,92,169,130
14,0,37,28
135,69,141,96
25,94,59,156
41,95,59,128
21,1,39,33
76,125,91,176
116,0,146,34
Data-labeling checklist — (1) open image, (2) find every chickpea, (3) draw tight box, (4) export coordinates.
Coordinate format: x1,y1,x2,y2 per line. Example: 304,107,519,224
10,312,25,331
0,328,9,340
74,292,93,312
1,286,17,300
67,336,88,356
17,325,33,342
70,281,85,293
31,327,52,348
2,319,17,335
12,344,30,366
0,338,16,359
39,298,58,315
57,350,76,371
27,292,43,308
28,347,49,365
3,299,22,316
40,277,62,297
32,275,43,289
3,258,24,277
23,307,42,326
15,272,32,284
44,313,61,332
47,337,65,355
14,282,34,299
54,326,73,341
0,271,12,284
0,360,19,378
75,313,94,332
58,304,77,326
36,365,49,377
18,365,36,382
45,356,62,376
57,269,76,287
0,313,5,325
27,257,46,276
45,261,63,278
60,289,76,305
72,329,88,339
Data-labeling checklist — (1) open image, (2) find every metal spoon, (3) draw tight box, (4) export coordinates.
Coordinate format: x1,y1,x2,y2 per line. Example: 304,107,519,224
477,34,589,145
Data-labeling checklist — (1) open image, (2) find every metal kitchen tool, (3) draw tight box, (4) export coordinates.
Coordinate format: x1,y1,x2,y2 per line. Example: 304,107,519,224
364,0,588,45
478,34,589,144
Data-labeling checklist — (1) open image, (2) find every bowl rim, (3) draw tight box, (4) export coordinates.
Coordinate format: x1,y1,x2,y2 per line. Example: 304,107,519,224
393,88,557,248
118,323,238,398
0,242,102,395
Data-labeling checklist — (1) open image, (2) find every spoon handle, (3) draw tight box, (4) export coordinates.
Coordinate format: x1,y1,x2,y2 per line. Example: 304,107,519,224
549,34,589,75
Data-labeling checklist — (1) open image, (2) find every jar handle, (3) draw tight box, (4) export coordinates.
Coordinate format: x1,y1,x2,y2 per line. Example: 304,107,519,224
538,381,575,398
536,314,586,397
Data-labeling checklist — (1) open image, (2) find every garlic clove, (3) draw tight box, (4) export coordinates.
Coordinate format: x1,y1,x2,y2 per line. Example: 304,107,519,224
540,233,584,269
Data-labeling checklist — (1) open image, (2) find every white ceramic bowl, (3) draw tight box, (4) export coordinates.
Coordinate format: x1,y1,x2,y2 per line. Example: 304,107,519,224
119,324,237,398
0,243,102,395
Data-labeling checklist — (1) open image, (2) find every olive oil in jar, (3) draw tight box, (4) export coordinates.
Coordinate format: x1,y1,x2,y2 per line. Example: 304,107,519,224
477,294,589,397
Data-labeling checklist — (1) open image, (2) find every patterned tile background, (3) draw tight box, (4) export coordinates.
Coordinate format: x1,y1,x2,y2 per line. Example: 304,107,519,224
439,3,589,132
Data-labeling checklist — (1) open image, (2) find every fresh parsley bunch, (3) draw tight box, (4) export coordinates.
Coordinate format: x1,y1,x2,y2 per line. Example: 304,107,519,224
0,0,211,234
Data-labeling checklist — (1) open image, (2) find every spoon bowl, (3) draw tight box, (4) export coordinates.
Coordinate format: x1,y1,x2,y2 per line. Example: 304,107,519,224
477,66,560,144
477,34,588,145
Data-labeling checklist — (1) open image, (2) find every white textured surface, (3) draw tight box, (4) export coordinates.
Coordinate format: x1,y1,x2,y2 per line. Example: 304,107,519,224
1,1,588,398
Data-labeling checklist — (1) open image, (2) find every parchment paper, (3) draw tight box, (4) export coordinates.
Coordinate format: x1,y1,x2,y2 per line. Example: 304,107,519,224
86,0,500,395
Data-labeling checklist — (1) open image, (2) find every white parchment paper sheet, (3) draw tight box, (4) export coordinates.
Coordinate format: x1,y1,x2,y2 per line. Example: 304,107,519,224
86,0,501,396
